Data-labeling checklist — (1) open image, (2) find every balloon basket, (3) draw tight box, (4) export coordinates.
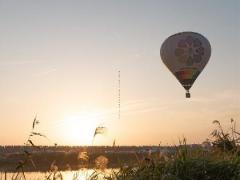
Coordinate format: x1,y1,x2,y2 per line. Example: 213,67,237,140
186,92,191,98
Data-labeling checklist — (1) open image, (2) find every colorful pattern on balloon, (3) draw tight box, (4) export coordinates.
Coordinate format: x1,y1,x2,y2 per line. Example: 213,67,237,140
175,36,205,66
175,68,200,90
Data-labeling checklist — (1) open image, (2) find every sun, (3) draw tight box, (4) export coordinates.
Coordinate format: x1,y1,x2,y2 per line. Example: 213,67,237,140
58,111,103,145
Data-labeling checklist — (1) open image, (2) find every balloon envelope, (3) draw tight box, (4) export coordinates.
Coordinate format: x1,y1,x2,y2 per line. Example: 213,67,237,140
160,32,211,97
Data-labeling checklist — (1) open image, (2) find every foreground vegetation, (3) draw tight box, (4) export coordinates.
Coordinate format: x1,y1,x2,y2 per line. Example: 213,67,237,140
108,144,240,179
107,119,240,180
2,118,240,179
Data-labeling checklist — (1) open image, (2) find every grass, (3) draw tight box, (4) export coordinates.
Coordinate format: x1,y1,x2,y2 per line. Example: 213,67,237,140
107,119,240,180
108,145,240,179
3,118,240,179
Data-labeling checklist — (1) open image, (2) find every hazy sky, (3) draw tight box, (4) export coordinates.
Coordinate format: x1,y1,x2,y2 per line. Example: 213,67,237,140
0,0,239,146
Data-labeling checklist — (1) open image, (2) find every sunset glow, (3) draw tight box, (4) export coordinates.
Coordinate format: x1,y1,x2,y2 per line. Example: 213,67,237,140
57,111,104,145
0,0,239,146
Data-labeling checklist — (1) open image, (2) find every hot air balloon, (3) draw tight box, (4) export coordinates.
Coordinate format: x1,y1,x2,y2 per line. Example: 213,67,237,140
160,32,211,98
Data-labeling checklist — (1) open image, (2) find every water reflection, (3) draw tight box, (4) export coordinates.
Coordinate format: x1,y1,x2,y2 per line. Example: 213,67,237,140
0,169,113,180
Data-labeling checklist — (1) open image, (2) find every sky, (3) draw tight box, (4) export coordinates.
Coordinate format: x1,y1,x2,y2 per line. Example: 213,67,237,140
0,0,239,146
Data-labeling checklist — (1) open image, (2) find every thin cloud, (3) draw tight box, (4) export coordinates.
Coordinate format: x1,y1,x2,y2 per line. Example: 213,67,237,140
34,68,57,77
121,99,169,115
1,60,40,66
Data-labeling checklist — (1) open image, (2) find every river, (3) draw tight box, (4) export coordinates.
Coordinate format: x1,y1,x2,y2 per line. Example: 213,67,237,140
0,169,115,180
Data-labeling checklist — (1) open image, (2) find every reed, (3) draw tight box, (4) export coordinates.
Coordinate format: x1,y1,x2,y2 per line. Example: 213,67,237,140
6,118,240,180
